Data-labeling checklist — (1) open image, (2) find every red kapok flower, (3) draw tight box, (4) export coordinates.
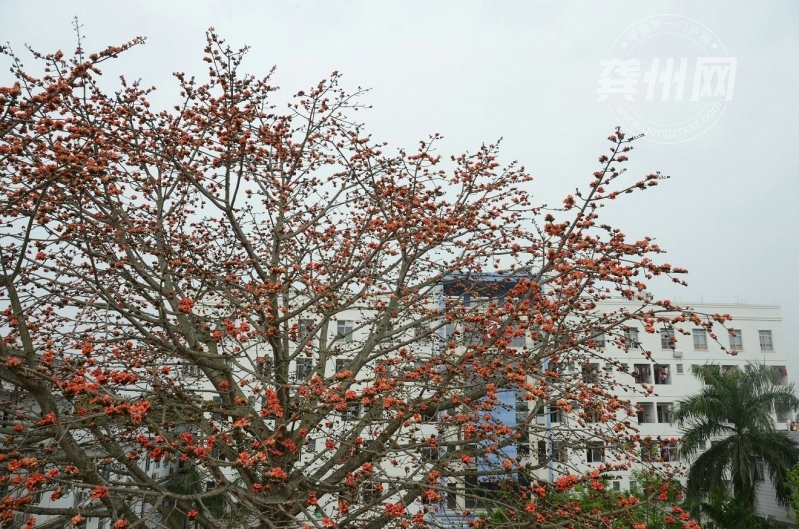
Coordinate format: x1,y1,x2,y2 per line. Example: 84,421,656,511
178,298,194,314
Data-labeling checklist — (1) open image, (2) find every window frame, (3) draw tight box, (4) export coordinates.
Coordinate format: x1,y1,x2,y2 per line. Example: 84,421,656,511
692,328,708,350
342,402,361,422
759,330,773,351
660,328,675,350
753,457,766,481
298,318,316,344
728,329,743,351
295,357,313,380
623,327,640,348
593,332,606,349
660,444,680,462
336,320,354,343
586,444,605,463
654,364,671,385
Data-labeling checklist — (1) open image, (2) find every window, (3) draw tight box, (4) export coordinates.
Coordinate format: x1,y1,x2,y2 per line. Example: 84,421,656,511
295,358,313,380
518,431,530,456
538,406,565,424
692,329,708,350
753,457,765,481
759,330,773,351
421,405,440,423
592,332,605,349
584,403,602,423
551,441,567,463
515,397,529,424
537,441,547,465
342,402,360,421
675,364,684,375
633,364,652,384
660,328,675,349
298,319,315,343
445,322,456,341
623,327,640,348
362,482,383,504
656,403,672,424
336,320,354,342
211,396,223,420
773,366,789,387
729,329,743,351
511,332,526,348
612,481,621,492
636,403,655,423
654,365,671,385
304,438,318,454
586,444,604,463
640,442,658,462
420,446,440,461
660,444,679,462
335,359,346,373
583,363,600,384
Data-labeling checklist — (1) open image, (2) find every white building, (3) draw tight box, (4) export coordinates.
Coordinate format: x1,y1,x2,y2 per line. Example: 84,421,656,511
5,296,793,529
284,294,796,523
545,300,792,494
265,297,794,524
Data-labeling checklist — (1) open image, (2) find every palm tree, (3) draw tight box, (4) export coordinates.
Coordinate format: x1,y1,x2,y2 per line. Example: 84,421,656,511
674,363,799,508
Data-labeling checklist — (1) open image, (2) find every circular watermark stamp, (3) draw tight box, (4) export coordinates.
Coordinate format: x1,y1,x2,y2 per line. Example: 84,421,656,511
597,15,735,144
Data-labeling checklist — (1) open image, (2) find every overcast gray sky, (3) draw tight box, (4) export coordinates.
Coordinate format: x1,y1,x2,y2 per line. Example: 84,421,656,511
2,1,798,377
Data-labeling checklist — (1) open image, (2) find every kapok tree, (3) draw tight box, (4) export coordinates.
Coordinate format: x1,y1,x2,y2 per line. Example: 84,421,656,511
0,30,720,529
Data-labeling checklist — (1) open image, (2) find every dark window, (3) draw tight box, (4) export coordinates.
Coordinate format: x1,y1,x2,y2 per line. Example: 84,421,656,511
342,402,360,421
295,358,312,380
586,444,604,463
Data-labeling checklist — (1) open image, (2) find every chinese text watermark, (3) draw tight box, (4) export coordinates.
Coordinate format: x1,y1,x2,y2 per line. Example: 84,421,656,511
598,15,736,144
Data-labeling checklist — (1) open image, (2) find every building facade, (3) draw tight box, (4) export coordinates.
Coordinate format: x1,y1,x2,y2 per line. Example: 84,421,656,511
7,295,794,529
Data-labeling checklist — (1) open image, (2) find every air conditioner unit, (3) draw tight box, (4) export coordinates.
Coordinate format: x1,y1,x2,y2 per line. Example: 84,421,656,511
672,349,683,358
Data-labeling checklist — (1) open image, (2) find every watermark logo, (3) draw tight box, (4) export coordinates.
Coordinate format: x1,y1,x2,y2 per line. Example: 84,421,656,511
598,15,736,144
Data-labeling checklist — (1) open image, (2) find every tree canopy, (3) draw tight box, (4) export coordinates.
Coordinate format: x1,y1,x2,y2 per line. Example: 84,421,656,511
0,30,724,529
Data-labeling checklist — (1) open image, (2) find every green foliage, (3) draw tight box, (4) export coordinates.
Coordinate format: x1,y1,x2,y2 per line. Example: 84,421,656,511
478,472,687,529
685,486,779,529
786,462,799,521
675,363,799,508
